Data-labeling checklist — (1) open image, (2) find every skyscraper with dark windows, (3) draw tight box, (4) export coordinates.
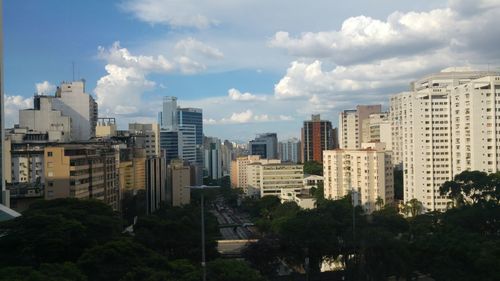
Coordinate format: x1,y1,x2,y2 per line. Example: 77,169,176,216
249,133,278,159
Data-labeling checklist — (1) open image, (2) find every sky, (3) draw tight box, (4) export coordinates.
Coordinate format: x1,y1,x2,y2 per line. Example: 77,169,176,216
4,0,500,142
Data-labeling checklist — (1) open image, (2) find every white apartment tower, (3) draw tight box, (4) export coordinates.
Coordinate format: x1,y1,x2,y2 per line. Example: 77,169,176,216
390,70,500,212
52,80,98,140
323,143,394,213
339,105,382,149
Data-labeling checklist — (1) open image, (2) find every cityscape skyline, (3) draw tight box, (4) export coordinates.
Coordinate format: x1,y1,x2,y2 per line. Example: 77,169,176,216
4,0,500,140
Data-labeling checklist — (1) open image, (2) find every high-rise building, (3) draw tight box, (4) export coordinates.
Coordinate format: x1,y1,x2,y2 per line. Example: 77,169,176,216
129,123,160,157
339,105,382,149
301,114,335,163
361,113,392,150
230,155,262,189
118,147,146,192
204,137,222,180
159,130,180,163
221,140,234,176
19,96,71,142
390,70,500,212
52,80,98,140
249,133,278,159
146,155,166,214
44,143,119,210
323,143,394,214
161,96,178,131
278,138,301,163
167,159,192,206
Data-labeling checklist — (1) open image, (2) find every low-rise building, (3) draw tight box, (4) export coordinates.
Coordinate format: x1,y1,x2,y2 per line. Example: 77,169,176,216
280,189,316,209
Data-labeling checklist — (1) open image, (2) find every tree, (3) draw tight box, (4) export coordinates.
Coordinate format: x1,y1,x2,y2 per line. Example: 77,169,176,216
0,199,122,267
242,236,282,277
403,199,423,217
393,169,404,201
77,238,171,281
0,263,87,281
121,189,147,225
303,161,323,176
440,170,500,207
207,259,267,281
375,196,384,211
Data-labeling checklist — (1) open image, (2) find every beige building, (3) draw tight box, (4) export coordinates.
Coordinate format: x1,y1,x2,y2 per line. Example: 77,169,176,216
96,117,117,138
339,105,382,149
230,155,263,189
118,148,146,192
280,189,316,209
390,71,500,212
323,143,394,213
44,143,119,210
245,162,303,197
168,159,192,206
129,123,160,157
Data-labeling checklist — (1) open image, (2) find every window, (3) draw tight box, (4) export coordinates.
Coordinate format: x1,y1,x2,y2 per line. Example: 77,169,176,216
48,152,53,157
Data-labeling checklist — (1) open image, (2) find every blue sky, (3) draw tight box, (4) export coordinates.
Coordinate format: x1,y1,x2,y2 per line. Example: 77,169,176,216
5,0,500,141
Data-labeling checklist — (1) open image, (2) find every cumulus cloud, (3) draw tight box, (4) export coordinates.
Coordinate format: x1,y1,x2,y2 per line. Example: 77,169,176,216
175,37,223,59
228,88,267,101
4,95,33,127
121,0,217,29
35,81,56,95
269,0,500,65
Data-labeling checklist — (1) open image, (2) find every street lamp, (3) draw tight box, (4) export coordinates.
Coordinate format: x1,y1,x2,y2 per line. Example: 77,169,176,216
189,185,220,281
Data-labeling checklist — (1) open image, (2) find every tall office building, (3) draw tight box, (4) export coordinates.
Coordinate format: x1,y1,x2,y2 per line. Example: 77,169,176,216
249,133,278,159
204,137,222,180
278,138,301,163
301,114,335,163
390,70,500,212
323,143,394,214
161,96,178,131
221,140,234,176
146,155,166,214
339,105,382,149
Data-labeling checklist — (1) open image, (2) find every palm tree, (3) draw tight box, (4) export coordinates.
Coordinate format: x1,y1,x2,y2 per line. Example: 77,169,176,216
375,197,384,211
406,199,423,217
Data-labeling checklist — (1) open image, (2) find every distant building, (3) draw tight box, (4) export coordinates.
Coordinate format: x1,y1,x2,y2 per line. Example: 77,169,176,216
19,96,71,142
303,175,323,190
249,133,278,159
167,159,192,206
301,114,335,163
278,138,301,163
230,155,263,189
254,162,304,197
323,143,393,214
129,123,160,157
96,117,117,138
280,190,316,209
221,140,234,176
118,147,146,192
339,105,382,149
204,137,223,180
146,155,166,214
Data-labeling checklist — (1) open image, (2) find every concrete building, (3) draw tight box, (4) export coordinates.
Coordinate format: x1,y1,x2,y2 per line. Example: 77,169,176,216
146,155,166,214
323,143,394,214
362,113,392,150
302,114,335,163
249,133,278,159
161,96,178,131
52,80,98,140
280,189,316,209
44,143,119,210
339,105,382,149
279,138,301,163
0,1,6,207
257,163,304,197
390,71,500,212
303,175,324,190
96,117,117,138
18,96,72,142
167,159,192,206
204,137,223,180
129,123,160,157
221,140,234,176
230,155,263,189
118,147,146,192
159,130,180,163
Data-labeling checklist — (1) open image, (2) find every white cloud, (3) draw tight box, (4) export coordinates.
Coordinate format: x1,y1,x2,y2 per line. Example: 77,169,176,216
269,0,500,65
4,95,33,127
175,37,223,59
228,88,267,101
175,56,206,74
221,110,254,124
98,41,174,72
121,0,216,29
35,81,56,95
